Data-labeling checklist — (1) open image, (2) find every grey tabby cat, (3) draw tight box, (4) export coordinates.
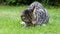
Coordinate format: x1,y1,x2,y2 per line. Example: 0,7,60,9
21,1,49,26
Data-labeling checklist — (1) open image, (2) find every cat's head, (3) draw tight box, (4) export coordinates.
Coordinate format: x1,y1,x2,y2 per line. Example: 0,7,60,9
21,6,35,26
21,9,32,22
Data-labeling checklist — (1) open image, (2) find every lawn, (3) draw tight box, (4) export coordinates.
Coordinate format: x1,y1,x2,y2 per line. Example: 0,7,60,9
0,6,60,34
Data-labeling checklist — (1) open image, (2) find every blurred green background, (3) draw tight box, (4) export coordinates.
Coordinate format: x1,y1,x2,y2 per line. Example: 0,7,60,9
0,0,60,34
0,0,60,6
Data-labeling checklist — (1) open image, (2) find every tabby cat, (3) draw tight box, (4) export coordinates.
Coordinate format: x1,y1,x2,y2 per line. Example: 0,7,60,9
21,1,49,26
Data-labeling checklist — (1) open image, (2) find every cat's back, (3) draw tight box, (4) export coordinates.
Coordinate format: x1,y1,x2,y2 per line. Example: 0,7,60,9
29,1,43,8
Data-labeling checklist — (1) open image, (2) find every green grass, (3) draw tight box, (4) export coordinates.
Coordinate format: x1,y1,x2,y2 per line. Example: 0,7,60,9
0,6,60,34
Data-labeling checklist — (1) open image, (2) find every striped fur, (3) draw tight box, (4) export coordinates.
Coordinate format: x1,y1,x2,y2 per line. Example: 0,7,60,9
21,1,49,26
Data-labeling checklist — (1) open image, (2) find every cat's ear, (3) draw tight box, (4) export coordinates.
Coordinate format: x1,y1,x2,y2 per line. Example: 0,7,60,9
30,6,35,12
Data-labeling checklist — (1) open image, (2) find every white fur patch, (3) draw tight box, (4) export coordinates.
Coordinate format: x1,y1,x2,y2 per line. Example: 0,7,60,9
42,24,46,26
21,22,25,25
